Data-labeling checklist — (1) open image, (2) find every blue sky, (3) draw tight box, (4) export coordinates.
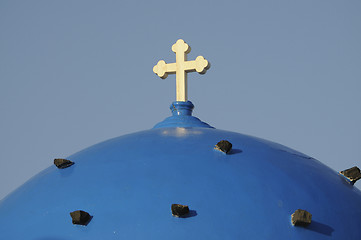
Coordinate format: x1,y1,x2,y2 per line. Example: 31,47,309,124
1,0,360,199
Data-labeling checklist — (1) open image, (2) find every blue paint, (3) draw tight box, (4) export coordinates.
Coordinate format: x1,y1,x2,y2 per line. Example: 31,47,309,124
0,103,361,239
153,101,214,129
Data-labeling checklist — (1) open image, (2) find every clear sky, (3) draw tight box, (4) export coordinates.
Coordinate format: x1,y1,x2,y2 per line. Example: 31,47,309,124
1,0,360,200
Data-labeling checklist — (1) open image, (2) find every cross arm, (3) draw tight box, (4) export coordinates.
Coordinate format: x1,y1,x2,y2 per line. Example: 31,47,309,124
184,56,210,74
153,60,177,79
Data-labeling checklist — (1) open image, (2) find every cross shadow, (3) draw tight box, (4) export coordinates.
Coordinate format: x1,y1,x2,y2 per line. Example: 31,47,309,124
306,220,334,236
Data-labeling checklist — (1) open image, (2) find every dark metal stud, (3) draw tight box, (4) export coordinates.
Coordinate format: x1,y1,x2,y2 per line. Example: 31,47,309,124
291,209,312,226
70,210,92,225
171,204,190,217
54,158,74,169
214,140,232,154
339,166,361,185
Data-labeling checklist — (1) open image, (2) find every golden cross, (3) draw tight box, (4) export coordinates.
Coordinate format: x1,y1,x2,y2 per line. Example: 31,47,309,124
153,39,210,102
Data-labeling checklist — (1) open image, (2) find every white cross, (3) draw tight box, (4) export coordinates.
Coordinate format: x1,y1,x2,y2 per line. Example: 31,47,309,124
153,39,210,102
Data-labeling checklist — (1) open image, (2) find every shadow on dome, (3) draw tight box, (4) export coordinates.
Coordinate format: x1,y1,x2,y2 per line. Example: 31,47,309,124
306,220,334,236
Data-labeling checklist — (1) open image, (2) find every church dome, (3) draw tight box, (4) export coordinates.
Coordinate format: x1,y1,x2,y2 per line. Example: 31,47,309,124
0,100,360,239
1,40,360,239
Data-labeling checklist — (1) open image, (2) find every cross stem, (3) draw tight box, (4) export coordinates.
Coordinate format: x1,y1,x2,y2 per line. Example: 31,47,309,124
175,44,188,101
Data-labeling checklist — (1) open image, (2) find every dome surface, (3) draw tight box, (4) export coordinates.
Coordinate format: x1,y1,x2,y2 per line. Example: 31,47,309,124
0,101,360,240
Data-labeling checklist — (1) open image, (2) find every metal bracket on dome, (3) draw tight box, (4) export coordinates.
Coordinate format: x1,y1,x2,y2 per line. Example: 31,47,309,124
291,209,312,226
214,140,233,154
70,210,92,226
339,166,361,185
54,158,74,169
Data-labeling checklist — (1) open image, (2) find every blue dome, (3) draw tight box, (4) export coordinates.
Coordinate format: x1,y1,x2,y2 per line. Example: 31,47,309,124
0,101,360,240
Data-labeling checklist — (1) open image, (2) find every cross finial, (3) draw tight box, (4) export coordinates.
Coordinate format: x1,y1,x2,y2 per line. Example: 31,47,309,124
153,39,210,102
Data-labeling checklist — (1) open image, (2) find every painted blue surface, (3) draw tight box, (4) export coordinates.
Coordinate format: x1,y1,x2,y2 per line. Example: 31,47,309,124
154,101,214,129
0,103,361,239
